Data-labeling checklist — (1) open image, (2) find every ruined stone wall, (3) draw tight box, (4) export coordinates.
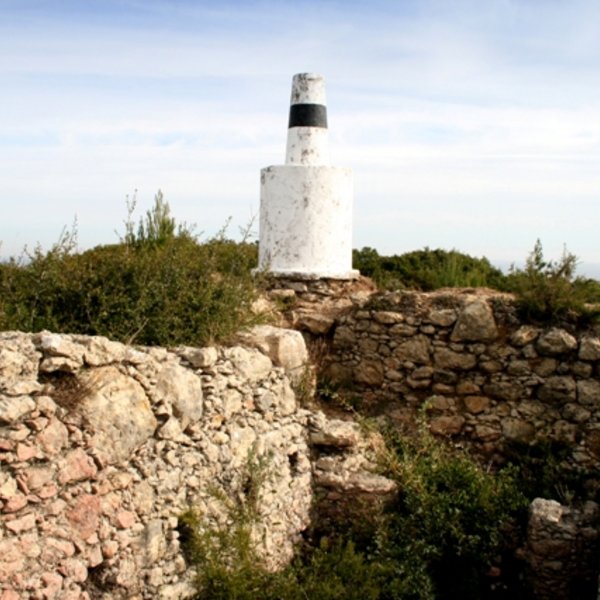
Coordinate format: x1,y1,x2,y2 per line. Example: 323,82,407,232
0,330,316,599
323,289,600,469
263,282,600,596
2,284,600,598
526,498,599,599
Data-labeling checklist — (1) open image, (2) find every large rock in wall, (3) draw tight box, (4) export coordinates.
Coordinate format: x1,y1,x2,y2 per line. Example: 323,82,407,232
0,331,314,599
326,289,600,470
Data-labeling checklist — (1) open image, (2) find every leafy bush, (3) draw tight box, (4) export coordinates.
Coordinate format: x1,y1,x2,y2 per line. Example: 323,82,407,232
353,247,507,291
0,193,260,346
506,239,600,323
378,428,527,599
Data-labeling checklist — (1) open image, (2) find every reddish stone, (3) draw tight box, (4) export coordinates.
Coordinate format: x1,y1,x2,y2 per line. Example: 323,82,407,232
0,558,24,583
87,543,103,567
6,513,36,533
37,483,59,499
26,416,48,432
65,494,101,540
58,449,97,485
101,540,119,558
46,537,76,557
115,510,136,529
0,439,14,451
15,473,29,495
16,443,39,461
110,471,133,490
463,395,490,414
46,498,67,516
101,491,121,516
430,415,466,436
85,532,99,545
19,532,42,559
0,590,21,600
25,466,54,491
92,479,113,495
2,492,28,513
36,418,69,456
40,571,63,599
59,558,88,583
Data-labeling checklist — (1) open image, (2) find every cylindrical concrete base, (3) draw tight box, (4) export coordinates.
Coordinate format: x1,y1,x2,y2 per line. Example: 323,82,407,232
258,165,358,279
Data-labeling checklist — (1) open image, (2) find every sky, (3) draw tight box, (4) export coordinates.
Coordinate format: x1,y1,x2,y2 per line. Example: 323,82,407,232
1,0,599,277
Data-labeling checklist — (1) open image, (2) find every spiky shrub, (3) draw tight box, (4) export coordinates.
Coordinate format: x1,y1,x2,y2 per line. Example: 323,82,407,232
506,239,600,323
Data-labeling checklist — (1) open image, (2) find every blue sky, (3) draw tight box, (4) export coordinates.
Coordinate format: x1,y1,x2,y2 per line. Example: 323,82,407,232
1,0,599,276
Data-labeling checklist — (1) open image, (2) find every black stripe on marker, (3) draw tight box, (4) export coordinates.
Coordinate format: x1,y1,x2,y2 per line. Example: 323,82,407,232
288,103,328,129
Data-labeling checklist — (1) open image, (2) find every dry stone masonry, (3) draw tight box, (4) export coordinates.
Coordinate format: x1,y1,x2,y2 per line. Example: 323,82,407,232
268,282,600,597
0,329,387,599
527,498,599,599
323,288,600,472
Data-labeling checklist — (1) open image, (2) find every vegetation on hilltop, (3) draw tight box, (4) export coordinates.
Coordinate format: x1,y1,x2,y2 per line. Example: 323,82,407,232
0,192,260,346
353,243,600,324
352,246,507,291
506,239,600,322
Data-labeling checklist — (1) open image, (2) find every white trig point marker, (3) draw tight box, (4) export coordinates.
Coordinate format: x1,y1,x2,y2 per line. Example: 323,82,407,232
258,73,359,279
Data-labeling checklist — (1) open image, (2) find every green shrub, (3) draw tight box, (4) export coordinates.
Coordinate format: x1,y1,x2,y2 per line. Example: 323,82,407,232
506,239,600,323
353,247,507,291
378,428,527,599
180,507,386,600
0,193,260,345
178,448,386,600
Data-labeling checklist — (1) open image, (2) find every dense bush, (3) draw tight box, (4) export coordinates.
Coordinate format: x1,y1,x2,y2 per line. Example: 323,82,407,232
0,193,260,346
352,247,507,291
378,429,528,599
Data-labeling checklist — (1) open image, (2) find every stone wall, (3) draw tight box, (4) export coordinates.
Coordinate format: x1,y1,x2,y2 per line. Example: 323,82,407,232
274,283,600,597
0,326,395,600
527,498,599,599
321,288,600,471
0,330,320,599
